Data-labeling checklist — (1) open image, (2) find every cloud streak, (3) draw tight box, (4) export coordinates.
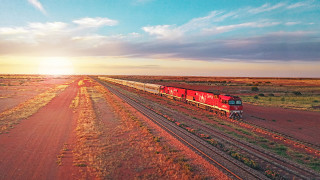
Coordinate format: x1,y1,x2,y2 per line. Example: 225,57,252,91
73,17,118,27
248,3,285,14
287,1,310,9
28,0,46,14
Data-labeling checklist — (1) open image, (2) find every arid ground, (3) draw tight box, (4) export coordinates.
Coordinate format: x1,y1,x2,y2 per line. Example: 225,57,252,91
0,75,227,179
0,75,319,179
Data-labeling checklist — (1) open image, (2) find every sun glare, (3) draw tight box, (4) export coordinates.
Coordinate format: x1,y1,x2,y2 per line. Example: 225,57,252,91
38,57,74,75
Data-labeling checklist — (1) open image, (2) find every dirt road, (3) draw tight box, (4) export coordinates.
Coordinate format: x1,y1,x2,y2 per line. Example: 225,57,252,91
0,80,80,179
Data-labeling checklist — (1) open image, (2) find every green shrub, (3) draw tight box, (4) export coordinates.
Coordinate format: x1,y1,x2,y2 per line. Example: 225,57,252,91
251,86,259,92
153,136,160,142
254,95,259,99
293,91,302,96
230,151,260,170
265,169,282,180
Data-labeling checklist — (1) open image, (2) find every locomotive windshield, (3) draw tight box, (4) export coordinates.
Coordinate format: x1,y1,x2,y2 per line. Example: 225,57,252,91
228,100,242,105
228,100,235,105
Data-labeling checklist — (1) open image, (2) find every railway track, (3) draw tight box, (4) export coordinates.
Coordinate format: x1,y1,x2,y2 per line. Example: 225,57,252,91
104,79,320,179
149,103,320,179
94,78,266,180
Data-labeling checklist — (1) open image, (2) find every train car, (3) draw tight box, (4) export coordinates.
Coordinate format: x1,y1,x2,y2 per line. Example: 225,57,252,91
120,79,125,85
218,95,243,119
113,79,122,84
186,90,216,110
134,82,145,91
126,81,135,88
186,90,215,105
145,83,162,94
161,86,187,100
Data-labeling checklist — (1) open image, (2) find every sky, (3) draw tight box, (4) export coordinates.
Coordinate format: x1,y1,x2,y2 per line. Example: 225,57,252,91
0,0,319,77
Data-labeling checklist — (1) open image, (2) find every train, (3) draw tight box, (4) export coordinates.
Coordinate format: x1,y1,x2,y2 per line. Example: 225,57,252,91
99,77,243,119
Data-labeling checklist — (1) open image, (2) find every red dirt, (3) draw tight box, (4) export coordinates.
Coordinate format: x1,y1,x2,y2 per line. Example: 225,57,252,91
0,77,73,113
0,79,82,179
243,103,320,146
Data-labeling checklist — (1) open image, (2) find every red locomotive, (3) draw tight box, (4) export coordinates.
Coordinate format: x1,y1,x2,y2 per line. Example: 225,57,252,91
160,86,243,119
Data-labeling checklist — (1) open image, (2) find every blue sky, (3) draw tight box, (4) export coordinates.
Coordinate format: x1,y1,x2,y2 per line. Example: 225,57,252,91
0,0,319,77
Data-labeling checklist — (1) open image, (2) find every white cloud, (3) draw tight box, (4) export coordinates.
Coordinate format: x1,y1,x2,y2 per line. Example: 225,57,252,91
203,21,280,34
27,0,46,14
287,2,308,9
248,3,285,14
28,22,68,31
129,32,141,38
0,22,70,44
285,22,300,26
142,25,183,39
0,27,28,35
73,17,118,27
72,35,107,41
72,35,110,48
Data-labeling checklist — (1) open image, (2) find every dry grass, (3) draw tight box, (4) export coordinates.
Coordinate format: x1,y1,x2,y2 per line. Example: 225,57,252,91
57,143,69,166
70,78,223,179
0,84,69,134
70,85,104,178
242,95,320,111
95,83,229,179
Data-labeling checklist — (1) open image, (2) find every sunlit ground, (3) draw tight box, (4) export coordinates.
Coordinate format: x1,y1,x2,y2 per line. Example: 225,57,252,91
38,57,74,75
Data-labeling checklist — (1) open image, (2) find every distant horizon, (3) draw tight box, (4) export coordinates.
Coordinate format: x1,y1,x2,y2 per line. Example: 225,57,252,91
1,73,320,79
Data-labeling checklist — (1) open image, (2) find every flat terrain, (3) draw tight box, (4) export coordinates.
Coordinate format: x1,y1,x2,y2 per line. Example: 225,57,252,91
0,75,225,179
1,75,319,179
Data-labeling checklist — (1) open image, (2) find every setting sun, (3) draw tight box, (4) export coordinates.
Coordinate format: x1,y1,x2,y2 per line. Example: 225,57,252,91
38,57,74,75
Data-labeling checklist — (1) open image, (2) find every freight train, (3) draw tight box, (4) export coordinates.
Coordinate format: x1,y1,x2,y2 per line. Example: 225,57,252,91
99,77,243,119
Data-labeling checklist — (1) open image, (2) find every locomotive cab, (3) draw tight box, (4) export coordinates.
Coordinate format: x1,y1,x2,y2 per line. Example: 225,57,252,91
219,95,243,119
